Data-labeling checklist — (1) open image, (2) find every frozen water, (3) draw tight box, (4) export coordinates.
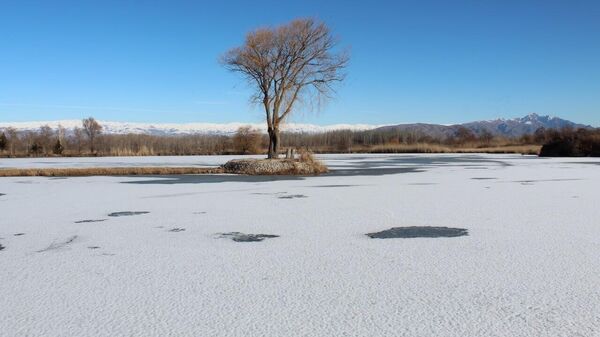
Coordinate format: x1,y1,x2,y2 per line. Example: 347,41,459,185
1,154,600,336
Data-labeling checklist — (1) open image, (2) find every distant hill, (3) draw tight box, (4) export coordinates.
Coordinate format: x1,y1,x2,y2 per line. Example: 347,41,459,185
0,113,592,137
376,114,592,138
0,120,380,136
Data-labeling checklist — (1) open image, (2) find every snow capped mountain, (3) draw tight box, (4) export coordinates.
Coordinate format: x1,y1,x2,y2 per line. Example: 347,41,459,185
462,113,592,137
376,113,593,138
0,120,381,135
0,114,592,137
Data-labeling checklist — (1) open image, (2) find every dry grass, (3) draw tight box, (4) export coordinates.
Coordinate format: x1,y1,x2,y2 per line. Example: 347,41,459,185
456,145,541,155
297,149,328,173
0,166,223,177
349,143,541,155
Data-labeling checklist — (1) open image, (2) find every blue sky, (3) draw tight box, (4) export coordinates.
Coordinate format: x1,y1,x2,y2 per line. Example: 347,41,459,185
1,0,599,126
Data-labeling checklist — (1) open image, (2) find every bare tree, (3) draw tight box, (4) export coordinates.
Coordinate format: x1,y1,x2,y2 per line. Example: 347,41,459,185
454,127,476,145
72,127,84,154
233,126,262,154
5,127,18,156
222,18,348,158
0,132,7,152
479,129,494,146
82,117,102,153
57,124,66,143
38,125,54,155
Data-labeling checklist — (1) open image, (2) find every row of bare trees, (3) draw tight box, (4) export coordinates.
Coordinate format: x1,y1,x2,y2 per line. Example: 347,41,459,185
0,120,249,157
0,117,102,156
2,119,575,157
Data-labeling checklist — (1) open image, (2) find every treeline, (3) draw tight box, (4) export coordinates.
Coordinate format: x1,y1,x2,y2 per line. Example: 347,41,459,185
539,127,600,157
0,123,234,157
282,126,505,152
1,118,597,157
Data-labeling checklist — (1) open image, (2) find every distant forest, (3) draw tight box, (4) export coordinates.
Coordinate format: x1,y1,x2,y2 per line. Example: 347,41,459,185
1,118,598,157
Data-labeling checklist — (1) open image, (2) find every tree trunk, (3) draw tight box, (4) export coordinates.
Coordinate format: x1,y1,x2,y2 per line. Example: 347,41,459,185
267,127,280,159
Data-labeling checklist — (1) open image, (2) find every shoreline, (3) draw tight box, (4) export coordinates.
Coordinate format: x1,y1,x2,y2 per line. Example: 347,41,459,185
0,144,541,159
0,166,224,177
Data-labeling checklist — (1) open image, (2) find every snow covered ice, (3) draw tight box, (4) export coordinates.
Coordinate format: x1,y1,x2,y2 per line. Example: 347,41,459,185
1,154,600,336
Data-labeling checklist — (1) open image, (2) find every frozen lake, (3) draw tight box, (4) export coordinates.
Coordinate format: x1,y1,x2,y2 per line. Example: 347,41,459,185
1,154,599,336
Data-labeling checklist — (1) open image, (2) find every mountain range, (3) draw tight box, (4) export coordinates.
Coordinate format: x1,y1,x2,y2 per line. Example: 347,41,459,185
376,113,593,138
0,114,593,138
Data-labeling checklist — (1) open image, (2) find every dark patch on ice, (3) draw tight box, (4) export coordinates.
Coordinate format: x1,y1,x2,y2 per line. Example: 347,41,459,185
471,177,497,180
325,154,512,170
121,168,424,185
217,232,279,242
75,219,108,223
37,235,78,252
309,184,358,188
15,180,35,184
125,175,304,185
88,246,101,249
13,233,25,236
0,193,5,196
193,211,207,214
407,182,438,185
122,155,516,184
0,244,5,251
366,226,468,239
48,177,68,180
108,211,150,217
568,161,600,166
168,228,185,232
512,178,582,184
464,166,489,170
251,192,287,195
102,253,116,256
328,167,425,177
278,194,308,199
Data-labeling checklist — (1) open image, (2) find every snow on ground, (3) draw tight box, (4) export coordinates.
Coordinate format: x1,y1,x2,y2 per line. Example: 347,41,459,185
1,154,599,337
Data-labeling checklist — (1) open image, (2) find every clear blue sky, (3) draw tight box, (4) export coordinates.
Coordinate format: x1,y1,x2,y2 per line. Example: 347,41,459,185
1,0,599,126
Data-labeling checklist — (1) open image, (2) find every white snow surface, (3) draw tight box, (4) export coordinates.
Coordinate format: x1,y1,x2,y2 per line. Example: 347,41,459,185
0,120,381,135
1,154,600,337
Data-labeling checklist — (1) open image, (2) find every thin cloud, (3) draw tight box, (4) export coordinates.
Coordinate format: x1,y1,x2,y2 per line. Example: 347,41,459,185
0,103,188,114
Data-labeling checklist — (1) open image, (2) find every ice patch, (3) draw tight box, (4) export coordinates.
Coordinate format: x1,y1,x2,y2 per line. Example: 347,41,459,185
366,226,469,239
75,219,108,223
108,211,150,217
217,232,280,242
37,235,79,252
278,194,308,199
